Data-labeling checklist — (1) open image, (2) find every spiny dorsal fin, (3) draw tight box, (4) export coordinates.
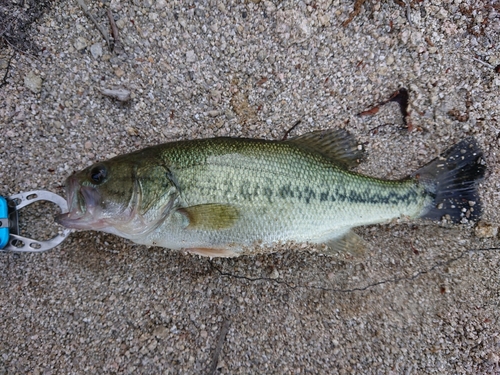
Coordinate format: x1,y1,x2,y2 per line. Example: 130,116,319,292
286,129,364,169
177,204,239,230
320,230,368,259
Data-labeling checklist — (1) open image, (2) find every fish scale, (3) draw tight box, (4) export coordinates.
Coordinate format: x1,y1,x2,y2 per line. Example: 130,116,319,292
143,138,427,250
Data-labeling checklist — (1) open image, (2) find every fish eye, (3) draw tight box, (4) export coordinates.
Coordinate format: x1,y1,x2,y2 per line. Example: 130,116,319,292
89,165,107,185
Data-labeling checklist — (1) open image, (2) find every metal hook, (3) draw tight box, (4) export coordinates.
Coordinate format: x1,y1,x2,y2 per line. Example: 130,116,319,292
1,190,71,253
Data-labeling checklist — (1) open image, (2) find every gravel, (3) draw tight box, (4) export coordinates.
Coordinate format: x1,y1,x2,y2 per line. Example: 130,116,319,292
1,0,500,373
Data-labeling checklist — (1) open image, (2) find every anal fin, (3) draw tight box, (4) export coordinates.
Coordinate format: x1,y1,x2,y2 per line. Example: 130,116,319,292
319,230,368,260
185,247,240,258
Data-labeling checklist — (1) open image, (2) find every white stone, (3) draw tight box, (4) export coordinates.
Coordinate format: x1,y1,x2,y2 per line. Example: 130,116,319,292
155,0,167,9
24,71,42,94
74,37,88,51
186,50,196,63
90,43,103,59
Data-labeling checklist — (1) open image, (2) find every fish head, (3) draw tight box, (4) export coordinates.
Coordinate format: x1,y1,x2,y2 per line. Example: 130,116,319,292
56,160,137,231
56,154,179,235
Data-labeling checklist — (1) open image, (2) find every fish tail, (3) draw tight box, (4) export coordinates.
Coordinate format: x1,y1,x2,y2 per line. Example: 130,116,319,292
414,138,486,223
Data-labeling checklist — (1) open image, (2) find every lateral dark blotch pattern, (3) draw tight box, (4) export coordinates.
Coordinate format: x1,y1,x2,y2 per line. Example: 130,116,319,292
236,181,420,207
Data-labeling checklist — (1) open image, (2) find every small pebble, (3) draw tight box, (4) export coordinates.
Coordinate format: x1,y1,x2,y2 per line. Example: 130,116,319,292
74,37,88,51
186,50,196,63
155,0,167,9
126,127,138,136
115,18,128,29
24,71,42,94
474,221,498,238
90,43,103,59
269,268,279,279
99,87,131,102
114,68,125,77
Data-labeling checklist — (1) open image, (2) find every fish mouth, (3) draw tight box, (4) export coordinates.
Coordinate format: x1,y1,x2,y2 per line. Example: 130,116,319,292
55,176,106,230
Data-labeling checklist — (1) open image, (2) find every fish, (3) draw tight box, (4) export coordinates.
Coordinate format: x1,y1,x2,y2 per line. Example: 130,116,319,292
56,130,486,257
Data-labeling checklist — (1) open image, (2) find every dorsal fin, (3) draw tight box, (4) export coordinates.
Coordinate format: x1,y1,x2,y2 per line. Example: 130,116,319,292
285,129,364,169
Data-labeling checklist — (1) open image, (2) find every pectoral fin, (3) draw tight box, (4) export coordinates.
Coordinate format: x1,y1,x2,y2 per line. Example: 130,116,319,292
320,230,368,259
177,204,239,230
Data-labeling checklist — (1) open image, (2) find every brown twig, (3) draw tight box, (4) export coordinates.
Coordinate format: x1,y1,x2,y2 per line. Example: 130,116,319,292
342,0,366,27
0,17,16,38
2,36,38,58
0,51,14,88
388,87,409,125
207,319,230,375
404,0,412,26
471,56,494,70
76,0,111,50
107,8,119,51
447,91,471,122
282,120,302,140
359,88,410,127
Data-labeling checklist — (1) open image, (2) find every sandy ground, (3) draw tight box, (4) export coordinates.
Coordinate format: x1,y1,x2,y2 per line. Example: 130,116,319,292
1,0,500,373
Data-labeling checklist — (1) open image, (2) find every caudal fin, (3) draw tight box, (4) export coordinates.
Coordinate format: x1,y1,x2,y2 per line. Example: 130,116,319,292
414,138,486,223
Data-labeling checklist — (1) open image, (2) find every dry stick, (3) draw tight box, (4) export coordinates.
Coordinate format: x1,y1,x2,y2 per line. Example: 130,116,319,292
471,57,494,70
76,0,111,50
0,17,15,37
0,51,15,88
342,0,366,27
107,8,119,51
282,120,302,140
107,9,119,42
2,37,38,58
405,0,413,27
207,319,231,375
360,88,410,131
1,13,39,59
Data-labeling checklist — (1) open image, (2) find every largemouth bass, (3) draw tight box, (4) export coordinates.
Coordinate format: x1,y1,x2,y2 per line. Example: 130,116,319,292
56,130,485,257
